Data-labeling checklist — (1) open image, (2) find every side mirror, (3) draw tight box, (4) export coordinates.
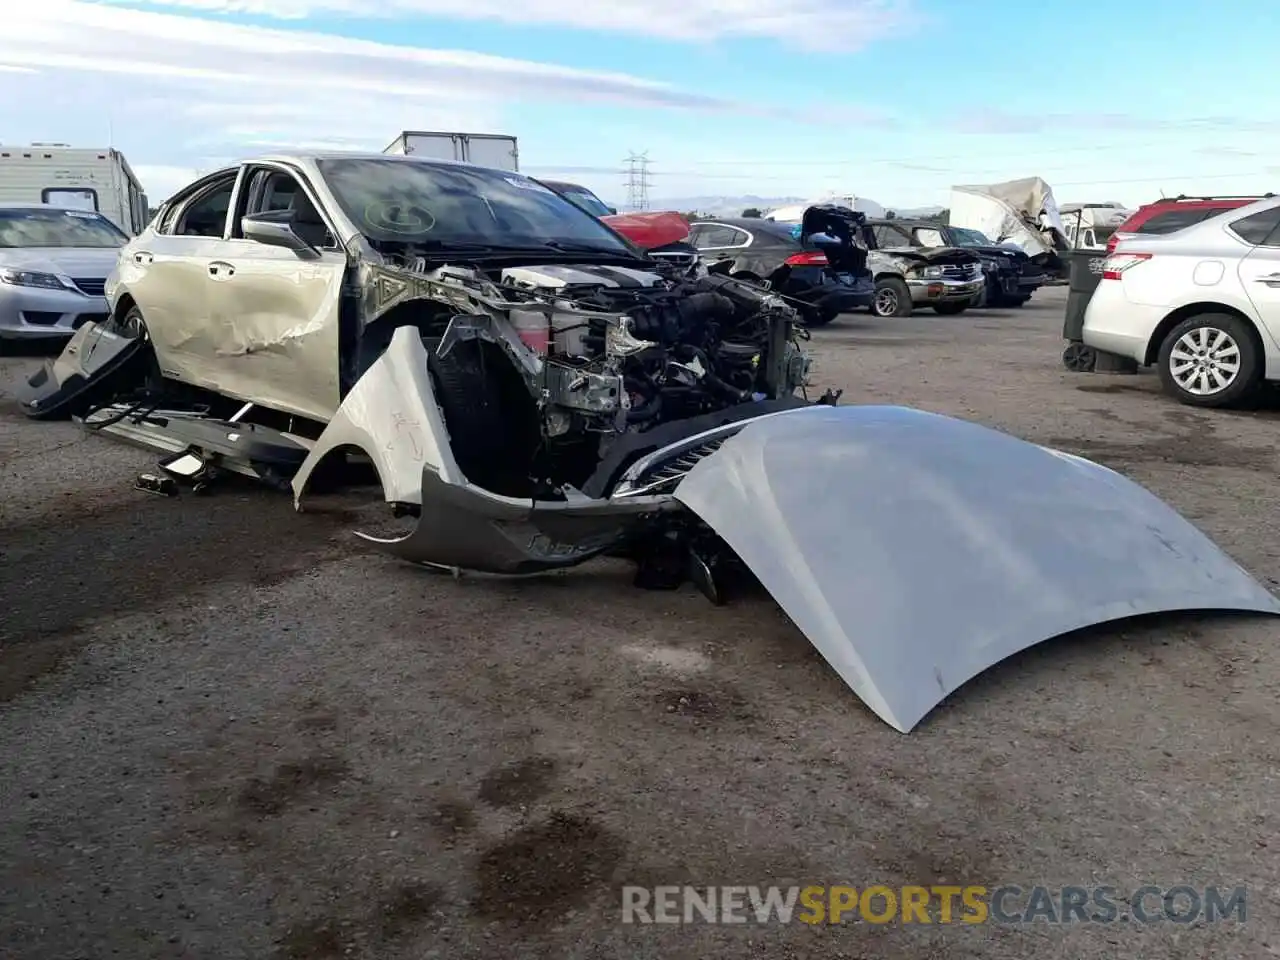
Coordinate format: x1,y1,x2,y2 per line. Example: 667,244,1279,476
606,206,618,215
241,212,319,258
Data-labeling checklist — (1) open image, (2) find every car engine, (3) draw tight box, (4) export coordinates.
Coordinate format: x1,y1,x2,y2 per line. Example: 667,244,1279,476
495,263,809,437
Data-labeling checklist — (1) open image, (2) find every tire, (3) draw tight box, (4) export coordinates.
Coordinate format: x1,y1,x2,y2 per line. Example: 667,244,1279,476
932,302,968,316
1156,312,1262,408
802,307,838,328
105,305,164,394
426,337,540,495
872,277,912,318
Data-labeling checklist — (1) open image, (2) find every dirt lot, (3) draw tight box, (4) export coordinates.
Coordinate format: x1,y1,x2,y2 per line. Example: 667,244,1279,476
3,286,1279,959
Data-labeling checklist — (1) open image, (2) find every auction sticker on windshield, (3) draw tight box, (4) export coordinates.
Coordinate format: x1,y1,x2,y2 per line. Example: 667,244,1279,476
362,202,436,234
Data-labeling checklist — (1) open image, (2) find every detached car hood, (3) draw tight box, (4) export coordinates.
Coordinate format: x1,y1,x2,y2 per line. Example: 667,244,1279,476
880,245,983,265
673,405,1280,732
601,211,690,251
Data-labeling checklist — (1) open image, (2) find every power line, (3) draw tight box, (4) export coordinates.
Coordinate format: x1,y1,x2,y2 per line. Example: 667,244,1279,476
623,151,651,211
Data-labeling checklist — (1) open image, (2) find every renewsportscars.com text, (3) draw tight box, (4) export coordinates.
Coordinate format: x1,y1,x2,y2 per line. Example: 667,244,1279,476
620,884,1248,925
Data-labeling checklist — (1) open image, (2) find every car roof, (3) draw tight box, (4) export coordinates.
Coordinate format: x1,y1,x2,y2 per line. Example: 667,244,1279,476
540,179,590,192
252,151,533,179
1121,194,1280,232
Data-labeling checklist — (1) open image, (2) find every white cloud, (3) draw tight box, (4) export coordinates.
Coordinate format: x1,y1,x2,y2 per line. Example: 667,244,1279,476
131,165,208,203
96,0,919,52
0,1,752,199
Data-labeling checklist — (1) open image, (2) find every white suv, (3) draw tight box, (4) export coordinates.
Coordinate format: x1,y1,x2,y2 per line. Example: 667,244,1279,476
1082,196,1280,407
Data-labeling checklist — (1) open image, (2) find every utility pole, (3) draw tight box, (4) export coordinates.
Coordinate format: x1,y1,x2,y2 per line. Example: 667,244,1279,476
624,151,651,211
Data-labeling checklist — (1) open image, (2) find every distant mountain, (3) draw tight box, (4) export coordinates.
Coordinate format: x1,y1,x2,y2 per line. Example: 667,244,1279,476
893,205,946,218
641,196,947,218
645,195,806,216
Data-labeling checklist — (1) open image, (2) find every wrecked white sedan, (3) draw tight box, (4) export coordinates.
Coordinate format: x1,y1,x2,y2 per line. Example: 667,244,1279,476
17,152,1280,732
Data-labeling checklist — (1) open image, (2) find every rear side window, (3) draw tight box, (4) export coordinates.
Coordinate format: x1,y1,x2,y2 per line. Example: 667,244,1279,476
691,224,740,248
1229,207,1280,246
1133,208,1220,235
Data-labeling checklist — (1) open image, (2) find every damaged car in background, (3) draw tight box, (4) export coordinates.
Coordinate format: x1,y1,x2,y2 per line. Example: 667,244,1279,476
685,206,875,326
866,218,1046,309
17,153,1280,733
759,204,981,319
948,177,1072,281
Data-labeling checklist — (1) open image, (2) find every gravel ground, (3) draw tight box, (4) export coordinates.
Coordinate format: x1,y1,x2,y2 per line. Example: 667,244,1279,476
3,287,1279,959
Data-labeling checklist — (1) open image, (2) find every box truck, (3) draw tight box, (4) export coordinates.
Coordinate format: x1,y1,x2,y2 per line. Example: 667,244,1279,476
0,143,149,234
382,131,519,171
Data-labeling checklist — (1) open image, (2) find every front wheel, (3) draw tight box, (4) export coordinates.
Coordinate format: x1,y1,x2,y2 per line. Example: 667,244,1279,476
1156,313,1262,408
932,302,968,316
871,277,912,318
105,305,164,395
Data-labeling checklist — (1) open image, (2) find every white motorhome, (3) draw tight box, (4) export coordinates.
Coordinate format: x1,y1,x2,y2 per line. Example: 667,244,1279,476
0,144,149,234
383,131,519,171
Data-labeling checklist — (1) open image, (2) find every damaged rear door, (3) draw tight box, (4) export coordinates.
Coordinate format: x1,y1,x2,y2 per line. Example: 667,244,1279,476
199,163,347,422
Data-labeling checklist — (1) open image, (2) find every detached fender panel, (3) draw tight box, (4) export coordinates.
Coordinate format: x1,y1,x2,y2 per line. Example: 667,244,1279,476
292,325,463,506
674,404,1280,733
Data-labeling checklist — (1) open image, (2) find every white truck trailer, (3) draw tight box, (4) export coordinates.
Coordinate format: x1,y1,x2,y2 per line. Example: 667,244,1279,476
382,131,519,171
0,143,149,234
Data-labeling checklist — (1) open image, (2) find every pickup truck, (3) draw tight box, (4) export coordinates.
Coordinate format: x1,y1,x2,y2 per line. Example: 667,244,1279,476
865,218,1046,308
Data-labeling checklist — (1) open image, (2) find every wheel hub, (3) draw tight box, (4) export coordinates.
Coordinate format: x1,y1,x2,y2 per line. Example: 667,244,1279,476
1062,342,1097,373
1169,327,1240,396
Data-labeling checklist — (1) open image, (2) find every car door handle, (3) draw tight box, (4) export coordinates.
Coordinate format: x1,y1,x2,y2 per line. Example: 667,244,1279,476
208,261,235,279
1255,272,1280,281
133,251,153,265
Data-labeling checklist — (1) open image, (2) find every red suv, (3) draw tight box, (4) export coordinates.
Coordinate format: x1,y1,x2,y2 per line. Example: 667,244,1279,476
1106,194,1276,254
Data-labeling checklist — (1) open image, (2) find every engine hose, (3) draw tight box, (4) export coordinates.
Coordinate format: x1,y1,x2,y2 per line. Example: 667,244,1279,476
627,392,663,423
624,374,663,423
686,346,750,403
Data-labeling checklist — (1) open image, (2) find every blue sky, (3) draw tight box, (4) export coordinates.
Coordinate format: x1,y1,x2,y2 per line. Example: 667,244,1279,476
4,0,1278,210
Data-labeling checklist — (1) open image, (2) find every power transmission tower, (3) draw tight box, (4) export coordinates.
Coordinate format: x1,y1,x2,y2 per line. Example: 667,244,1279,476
624,151,651,211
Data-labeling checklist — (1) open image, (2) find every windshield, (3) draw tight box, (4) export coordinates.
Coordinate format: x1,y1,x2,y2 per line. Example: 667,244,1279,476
949,227,994,246
560,190,613,218
316,158,632,253
915,227,946,247
0,208,128,248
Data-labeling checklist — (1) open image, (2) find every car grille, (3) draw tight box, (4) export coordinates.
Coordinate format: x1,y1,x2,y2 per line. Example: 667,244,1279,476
72,278,107,296
940,264,978,280
620,436,729,495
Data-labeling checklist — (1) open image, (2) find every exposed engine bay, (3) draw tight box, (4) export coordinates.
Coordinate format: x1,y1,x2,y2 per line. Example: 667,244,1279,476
358,249,816,497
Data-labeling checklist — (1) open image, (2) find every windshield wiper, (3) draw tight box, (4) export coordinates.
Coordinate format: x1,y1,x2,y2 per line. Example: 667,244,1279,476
522,239,633,255
403,239,495,251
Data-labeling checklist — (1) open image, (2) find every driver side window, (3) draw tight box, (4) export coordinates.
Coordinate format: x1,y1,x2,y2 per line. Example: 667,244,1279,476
173,176,236,238
234,167,337,249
